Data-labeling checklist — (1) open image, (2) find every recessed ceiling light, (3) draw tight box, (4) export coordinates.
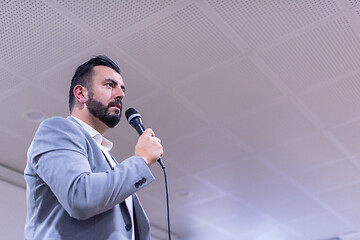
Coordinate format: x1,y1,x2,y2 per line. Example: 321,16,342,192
175,189,193,198
23,110,44,122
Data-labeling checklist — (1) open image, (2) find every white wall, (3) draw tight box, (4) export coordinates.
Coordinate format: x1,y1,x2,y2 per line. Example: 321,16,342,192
0,180,26,240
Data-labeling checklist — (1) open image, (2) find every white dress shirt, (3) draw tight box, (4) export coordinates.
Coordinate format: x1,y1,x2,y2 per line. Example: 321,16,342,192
72,116,135,240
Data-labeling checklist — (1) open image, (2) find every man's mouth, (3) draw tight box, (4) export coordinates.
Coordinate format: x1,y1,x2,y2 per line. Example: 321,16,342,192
110,103,122,111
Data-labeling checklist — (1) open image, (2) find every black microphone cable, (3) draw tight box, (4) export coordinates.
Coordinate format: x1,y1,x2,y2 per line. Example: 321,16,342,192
125,108,172,240
159,157,171,240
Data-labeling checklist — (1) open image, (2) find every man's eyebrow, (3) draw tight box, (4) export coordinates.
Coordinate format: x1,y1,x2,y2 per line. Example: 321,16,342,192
104,78,116,83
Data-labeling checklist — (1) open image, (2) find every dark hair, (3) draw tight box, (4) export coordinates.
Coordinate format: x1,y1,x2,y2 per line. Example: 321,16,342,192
68,55,121,112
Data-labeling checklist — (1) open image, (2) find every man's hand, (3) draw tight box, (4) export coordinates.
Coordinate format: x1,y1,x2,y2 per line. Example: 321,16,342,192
134,128,163,167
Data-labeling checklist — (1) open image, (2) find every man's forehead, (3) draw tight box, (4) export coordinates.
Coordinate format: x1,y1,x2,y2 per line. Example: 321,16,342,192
92,65,124,84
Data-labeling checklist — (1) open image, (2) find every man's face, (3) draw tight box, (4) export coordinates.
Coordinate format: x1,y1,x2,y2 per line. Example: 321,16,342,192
86,66,125,128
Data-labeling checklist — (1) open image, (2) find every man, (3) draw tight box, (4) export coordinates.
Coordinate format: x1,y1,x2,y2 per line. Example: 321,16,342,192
24,55,163,239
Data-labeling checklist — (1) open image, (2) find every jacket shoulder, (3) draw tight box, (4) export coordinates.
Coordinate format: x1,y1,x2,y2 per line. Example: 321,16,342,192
40,116,79,129
30,116,87,156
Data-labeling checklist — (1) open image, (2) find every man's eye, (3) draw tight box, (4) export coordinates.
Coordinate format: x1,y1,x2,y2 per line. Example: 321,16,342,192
106,83,113,87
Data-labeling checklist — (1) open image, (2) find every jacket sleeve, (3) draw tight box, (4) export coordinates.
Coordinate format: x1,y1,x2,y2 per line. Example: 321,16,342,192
28,117,155,220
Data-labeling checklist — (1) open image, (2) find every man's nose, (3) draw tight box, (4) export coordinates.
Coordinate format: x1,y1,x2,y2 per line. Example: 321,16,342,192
114,86,125,100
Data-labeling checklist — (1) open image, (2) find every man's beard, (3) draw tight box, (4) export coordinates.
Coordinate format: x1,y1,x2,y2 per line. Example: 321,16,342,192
86,93,122,128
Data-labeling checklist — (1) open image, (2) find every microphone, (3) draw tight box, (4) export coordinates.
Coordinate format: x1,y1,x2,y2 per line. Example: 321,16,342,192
125,108,165,169
125,108,172,239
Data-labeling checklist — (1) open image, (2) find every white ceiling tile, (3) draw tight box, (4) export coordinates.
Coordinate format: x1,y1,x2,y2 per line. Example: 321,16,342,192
285,213,353,240
349,0,360,6
139,175,222,209
116,3,242,84
234,177,308,211
293,160,360,193
261,195,328,222
0,67,24,96
225,101,318,150
198,156,277,193
181,195,249,224
0,129,28,172
257,132,346,175
253,228,304,240
174,58,285,121
0,0,96,76
184,223,236,240
317,182,360,210
330,119,360,155
337,232,360,240
54,0,177,37
0,84,68,143
126,92,208,145
213,212,281,237
148,159,188,182
207,0,340,47
339,205,360,228
36,64,73,100
299,74,360,127
165,128,248,173
259,17,360,93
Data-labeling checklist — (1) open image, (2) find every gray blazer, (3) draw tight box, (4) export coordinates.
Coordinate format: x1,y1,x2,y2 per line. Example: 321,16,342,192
24,116,155,240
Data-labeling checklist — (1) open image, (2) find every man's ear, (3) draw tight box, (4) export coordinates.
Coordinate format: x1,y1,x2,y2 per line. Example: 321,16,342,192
73,85,88,104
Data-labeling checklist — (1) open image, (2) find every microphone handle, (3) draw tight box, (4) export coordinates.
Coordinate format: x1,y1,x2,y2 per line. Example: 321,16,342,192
136,123,165,169
134,123,145,136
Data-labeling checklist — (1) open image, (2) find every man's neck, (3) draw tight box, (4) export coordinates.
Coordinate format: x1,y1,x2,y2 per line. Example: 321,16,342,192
71,110,108,135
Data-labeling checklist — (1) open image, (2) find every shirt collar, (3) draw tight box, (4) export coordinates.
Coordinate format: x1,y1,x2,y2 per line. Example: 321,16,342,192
71,116,113,151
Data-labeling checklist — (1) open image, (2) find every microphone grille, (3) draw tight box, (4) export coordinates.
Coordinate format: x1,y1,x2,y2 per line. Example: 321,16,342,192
125,108,139,120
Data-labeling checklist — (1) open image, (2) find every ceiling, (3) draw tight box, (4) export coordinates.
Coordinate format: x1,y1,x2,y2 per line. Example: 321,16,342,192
3,0,360,239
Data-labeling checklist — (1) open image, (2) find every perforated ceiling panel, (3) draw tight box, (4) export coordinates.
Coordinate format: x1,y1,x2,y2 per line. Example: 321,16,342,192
330,119,360,155
206,0,340,47
354,7,360,19
0,67,23,95
175,58,285,121
55,0,177,37
348,0,360,6
0,0,96,76
259,17,360,93
225,102,318,150
299,73,360,127
116,3,241,83
257,132,346,175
